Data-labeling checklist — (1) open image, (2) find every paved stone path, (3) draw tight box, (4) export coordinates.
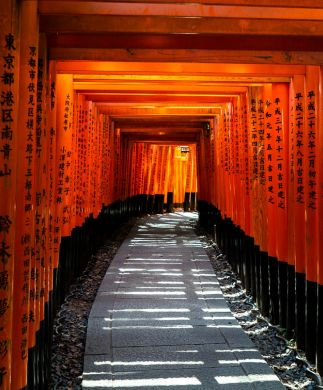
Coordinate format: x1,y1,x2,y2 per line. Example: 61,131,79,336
82,213,284,389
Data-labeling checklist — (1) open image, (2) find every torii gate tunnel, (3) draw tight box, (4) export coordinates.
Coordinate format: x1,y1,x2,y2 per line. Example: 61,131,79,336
1,0,323,389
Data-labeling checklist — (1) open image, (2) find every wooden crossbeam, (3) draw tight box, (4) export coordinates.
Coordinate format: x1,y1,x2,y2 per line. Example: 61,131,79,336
38,0,323,8
56,61,304,76
38,2,323,19
40,14,323,36
51,48,323,65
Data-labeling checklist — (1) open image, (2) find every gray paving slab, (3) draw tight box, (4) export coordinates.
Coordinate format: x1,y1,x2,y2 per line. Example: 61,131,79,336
89,294,116,317
83,366,282,390
106,308,209,321
111,324,225,348
85,317,112,355
103,281,189,289
110,343,240,372
83,354,112,376
107,265,200,274
122,260,187,265
111,297,209,313
116,274,207,283
110,317,214,328
105,289,198,300
218,326,256,349
109,286,217,298
82,213,284,389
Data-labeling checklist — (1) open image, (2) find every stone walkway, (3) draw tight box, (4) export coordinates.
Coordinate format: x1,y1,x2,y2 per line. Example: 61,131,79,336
82,213,284,389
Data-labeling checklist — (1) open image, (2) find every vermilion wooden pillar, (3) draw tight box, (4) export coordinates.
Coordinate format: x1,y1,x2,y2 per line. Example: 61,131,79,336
264,84,278,318
0,1,19,387
272,83,289,329
246,87,259,301
304,66,319,363
317,66,323,376
55,74,74,239
291,75,306,350
258,84,274,319
47,60,57,302
74,92,83,227
287,79,296,335
29,33,48,389
12,1,38,389
241,93,251,239
246,88,256,249
101,115,109,207
164,146,171,206
160,145,168,206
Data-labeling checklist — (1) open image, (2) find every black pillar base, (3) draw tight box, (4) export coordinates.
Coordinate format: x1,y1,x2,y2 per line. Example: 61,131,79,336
243,236,253,293
295,272,306,351
278,261,288,329
286,264,295,338
184,192,190,211
254,245,261,309
259,251,270,318
190,192,197,211
154,194,164,214
147,195,154,214
166,192,174,213
305,280,317,363
317,283,323,375
268,256,280,325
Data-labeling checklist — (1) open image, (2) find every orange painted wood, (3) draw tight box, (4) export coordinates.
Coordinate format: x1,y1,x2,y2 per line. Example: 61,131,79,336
38,0,323,7
153,145,160,196
287,80,296,270
272,83,289,262
114,126,121,202
38,2,323,20
209,119,216,207
318,67,323,285
12,1,38,388
263,84,277,258
237,96,247,230
197,132,205,204
31,34,48,350
239,93,251,236
55,74,74,237
246,89,256,239
215,110,224,216
233,100,240,226
167,146,175,195
304,66,319,283
50,48,323,65
101,115,110,205
164,146,171,200
227,103,235,220
39,14,323,37
291,75,306,275
48,61,58,275
74,92,83,226
185,146,192,195
248,87,268,251
0,0,19,386
57,60,305,77
47,32,323,55
70,91,78,226
81,96,91,216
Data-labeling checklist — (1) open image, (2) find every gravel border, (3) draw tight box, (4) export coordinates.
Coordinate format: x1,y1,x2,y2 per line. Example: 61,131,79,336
194,220,319,390
50,220,135,390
